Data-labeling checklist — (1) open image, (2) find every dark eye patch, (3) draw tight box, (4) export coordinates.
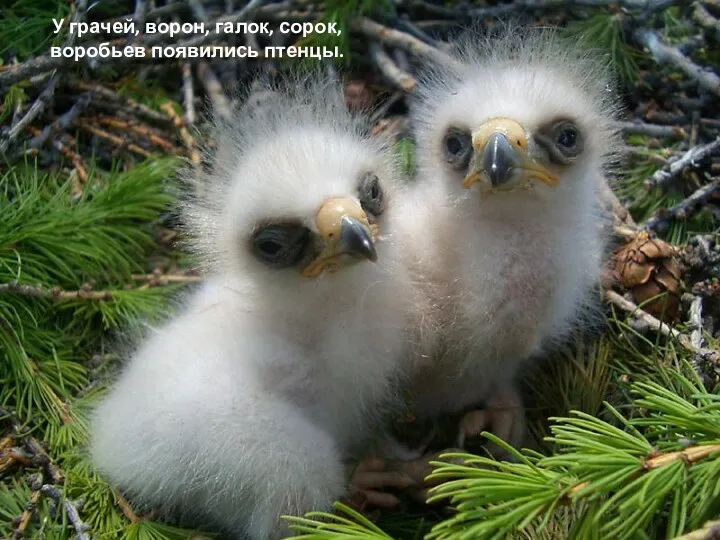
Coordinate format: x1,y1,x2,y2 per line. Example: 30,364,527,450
442,127,473,171
358,172,385,216
251,223,310,268
534,119,584,164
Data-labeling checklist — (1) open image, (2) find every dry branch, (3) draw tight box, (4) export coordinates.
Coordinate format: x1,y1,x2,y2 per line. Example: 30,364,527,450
75,119,154,158
12,486,42,538
369,43,417,93
160,102,202,166
131,273,203,284
67,80,173,125
643,177,720,231
197,62,233,120
635,29,720,97
604,289,720,366
618,121,686,139
0,78,58,153
350,17,453,66
40,484,90,540
674,520,720,540
182,63,196,125
644,138,720,190
28,92,92,150
692,2,720,41
25,126,88,183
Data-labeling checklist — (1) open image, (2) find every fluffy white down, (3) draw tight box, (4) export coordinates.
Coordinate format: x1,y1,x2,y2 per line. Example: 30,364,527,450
90,72,416,539
401,25,623,433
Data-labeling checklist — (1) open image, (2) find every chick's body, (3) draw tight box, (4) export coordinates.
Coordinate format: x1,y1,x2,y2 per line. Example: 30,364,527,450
91,74,415,539
401,27,621,450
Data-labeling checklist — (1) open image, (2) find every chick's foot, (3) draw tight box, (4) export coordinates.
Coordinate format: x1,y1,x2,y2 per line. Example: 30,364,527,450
385,449,466,505
346,456,418,509
456,384,526,458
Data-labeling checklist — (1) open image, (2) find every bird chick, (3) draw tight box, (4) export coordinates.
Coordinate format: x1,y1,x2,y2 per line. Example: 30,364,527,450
403,25,622,454
90,72,417,539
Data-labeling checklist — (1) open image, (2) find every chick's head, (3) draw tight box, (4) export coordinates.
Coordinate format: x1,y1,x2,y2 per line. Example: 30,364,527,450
413,25,622,214
186,72,406,303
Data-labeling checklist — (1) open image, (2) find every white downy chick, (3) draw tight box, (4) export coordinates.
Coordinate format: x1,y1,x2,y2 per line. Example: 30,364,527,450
401,25,622,453
90,72,417,539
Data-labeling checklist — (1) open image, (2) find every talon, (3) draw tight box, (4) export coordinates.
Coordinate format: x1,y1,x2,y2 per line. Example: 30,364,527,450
385,449,467,506
455,387,527,459
457,409,488,449
347,456,416,510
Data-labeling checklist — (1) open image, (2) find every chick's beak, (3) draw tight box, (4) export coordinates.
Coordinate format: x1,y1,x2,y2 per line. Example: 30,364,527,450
338,215,378,262
302,197,379,278
463,117,559,191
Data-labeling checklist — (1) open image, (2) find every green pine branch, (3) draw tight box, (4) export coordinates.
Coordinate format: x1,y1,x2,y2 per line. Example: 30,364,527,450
287,363,720,540
0,157,210,539
564,12,644,86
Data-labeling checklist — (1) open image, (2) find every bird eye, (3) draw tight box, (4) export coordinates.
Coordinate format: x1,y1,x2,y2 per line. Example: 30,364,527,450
556,126,578,150
358,172,384,216
442,127,472,171
535,120,584,164
251,224,310,268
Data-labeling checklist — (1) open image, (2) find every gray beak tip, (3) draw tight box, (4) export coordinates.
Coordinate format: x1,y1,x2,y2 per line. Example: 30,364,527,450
340,215,378,262
483,132,519,187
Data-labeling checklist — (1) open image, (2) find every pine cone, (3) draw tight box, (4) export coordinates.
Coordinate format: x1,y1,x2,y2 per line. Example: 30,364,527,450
612,231,683,322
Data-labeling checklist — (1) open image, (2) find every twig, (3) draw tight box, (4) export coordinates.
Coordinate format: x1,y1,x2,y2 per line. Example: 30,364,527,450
645,138,720,190
23,438,64,484
674,520,720,540
109,2,185,25
132,0,148,31
689,295,704,352
693,2,720,41
398,0,463,20
113,489,142,523
67,80,172,125
642,177,720,230
563,442,720,500
187,0,210,23
635,29,720,97
618,121,686,139
691,110,700,147
350,18,453,66
599,177,638,228
369,43,417,93
0,56,66,89
40,485,90,540
196,62,232,120
28,92,92,150
131,273,203,284
75,119,153,158
12,485,42,539
182,63,196,125
396,16,449,51
687,294,711,383
645,444,720,469
604,289,720,365
25,126,88,183
460,0,677,17
0,78,58,153
0,282,115,301
160,102,201,166
93,116,182,153
0,0,87,149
